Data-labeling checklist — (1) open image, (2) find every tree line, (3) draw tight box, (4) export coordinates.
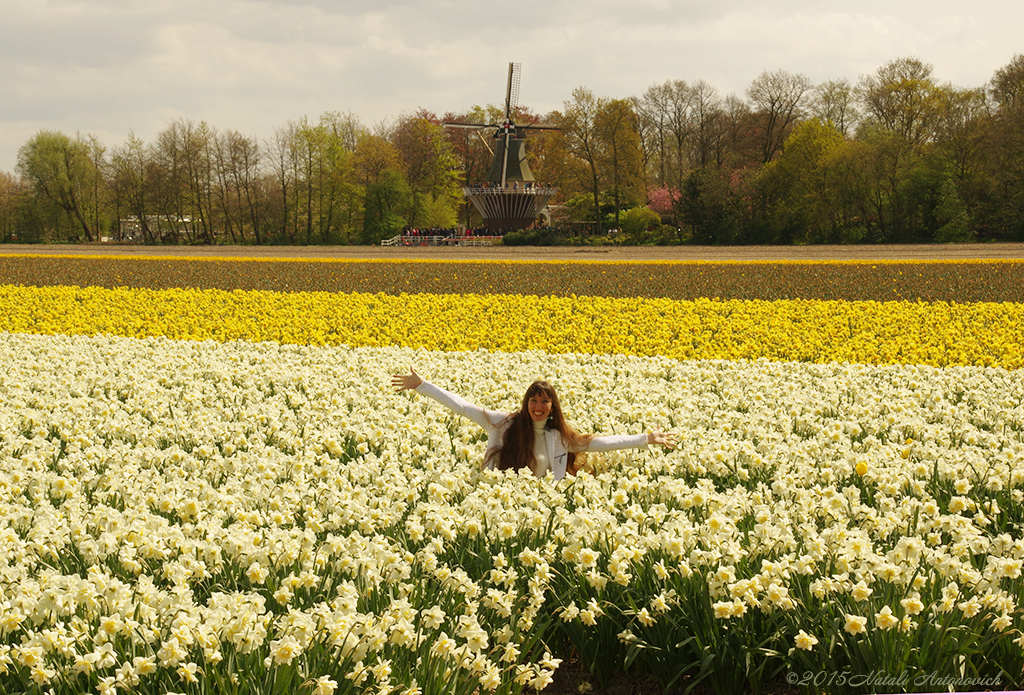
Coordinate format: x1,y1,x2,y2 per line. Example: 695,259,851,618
3,54,1023,246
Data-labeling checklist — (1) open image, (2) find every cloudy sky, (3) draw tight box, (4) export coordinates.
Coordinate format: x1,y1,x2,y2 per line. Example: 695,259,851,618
2,0,1021,173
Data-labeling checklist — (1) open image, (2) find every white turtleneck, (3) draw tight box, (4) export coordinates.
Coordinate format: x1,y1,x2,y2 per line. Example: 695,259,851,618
532,420,550,476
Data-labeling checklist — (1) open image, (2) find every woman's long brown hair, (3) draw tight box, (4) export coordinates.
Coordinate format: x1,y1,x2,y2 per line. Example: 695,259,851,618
485,381,592,473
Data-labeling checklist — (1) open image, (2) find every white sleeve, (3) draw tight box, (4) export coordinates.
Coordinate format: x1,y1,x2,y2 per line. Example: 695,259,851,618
581,433,649,453
414,381,508,431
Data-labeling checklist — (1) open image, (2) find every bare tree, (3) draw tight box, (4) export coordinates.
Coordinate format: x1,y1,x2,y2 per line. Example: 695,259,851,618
746,69,813,163
637,82,675,187
110,132,156,242
810,78,860,136
691,80,725,169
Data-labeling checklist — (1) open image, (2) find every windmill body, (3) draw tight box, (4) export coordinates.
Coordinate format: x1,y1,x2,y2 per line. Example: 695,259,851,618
445,63,558,231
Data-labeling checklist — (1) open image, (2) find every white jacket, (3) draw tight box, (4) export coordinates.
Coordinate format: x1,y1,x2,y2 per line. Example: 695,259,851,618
415,380,649,480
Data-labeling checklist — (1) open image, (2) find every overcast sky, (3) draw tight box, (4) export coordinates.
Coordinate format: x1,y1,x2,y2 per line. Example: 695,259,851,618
2,0,1021,173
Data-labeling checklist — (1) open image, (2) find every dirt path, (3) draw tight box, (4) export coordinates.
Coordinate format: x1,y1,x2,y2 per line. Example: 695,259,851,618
4,242,1024,261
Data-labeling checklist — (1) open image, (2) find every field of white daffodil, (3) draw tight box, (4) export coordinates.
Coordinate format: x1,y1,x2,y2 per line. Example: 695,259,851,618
1,327,1022,694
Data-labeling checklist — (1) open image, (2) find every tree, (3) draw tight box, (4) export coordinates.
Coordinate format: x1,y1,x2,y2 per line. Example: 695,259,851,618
619,206,661,243
746,69,813,164
934,177,974,242
0,171,29,241
990,54,1024,110
637,80,695,188
109,132,156,242
267,121,301,243
291,113,362,244
810,79,860,136
720,94,755,169
934,87,990,181
555,87,605,236
690,81,726,169
209,129,267,244
759,119,847,243
859,57,943,149
852,58,948,241
154,119,215,243
989,54,1024,239
355,133,410,243
16,130,101,241
678,167,740,244
391,111,462,229
595,98,645,230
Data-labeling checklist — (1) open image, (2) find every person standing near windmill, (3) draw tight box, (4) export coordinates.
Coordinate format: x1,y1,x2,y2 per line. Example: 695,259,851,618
392,368,678,480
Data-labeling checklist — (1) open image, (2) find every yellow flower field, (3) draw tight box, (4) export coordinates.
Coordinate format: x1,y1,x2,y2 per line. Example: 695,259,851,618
2,284,1023,368
1,256,1023,694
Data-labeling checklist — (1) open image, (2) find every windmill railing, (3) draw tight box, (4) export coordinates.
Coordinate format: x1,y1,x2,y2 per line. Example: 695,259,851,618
464,184,557,195
381,233,503,247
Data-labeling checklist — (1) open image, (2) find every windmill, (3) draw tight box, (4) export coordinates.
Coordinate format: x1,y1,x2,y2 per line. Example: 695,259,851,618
444,63,559,230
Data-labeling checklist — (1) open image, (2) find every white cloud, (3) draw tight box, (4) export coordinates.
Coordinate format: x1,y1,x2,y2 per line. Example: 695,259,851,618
2,0,1021,171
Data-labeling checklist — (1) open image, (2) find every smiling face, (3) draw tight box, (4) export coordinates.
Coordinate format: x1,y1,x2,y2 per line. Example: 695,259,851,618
521,381,561,429
528,393,552,422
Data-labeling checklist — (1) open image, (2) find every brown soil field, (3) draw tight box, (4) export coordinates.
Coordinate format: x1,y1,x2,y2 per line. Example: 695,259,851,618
7,242,1024,303
4,241,1024,261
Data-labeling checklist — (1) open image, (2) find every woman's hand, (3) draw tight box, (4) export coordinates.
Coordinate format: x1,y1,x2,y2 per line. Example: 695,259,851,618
647,430,678,449
392,367,423,392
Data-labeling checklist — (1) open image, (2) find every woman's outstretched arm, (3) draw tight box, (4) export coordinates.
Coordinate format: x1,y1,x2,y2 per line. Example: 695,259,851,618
584,429,678,454
392,368,507,430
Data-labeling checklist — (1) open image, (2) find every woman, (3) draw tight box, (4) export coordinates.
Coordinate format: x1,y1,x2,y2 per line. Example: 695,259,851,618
392,368,677,480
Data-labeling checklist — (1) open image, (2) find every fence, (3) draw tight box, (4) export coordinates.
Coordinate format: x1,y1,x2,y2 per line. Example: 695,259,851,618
380,235,501,247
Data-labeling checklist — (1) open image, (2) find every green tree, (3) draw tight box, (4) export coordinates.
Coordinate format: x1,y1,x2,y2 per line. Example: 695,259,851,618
989,54,1024,239
355,133,410,243
679,167,740,244
934,177,974,242
859,57,943,149
16,130,101,241
934,87,991,182
555,87,605,236
760,119,847,243
853,58,947,240
596,98,645,230
619,206,661,243
391,112,462,229
294,113,362,244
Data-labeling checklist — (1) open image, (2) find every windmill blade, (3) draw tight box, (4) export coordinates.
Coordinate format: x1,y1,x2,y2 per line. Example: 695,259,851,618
475,130,495,157
505,62,521,120
517,123,560,131
501,128,511,186
441,122,496,130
